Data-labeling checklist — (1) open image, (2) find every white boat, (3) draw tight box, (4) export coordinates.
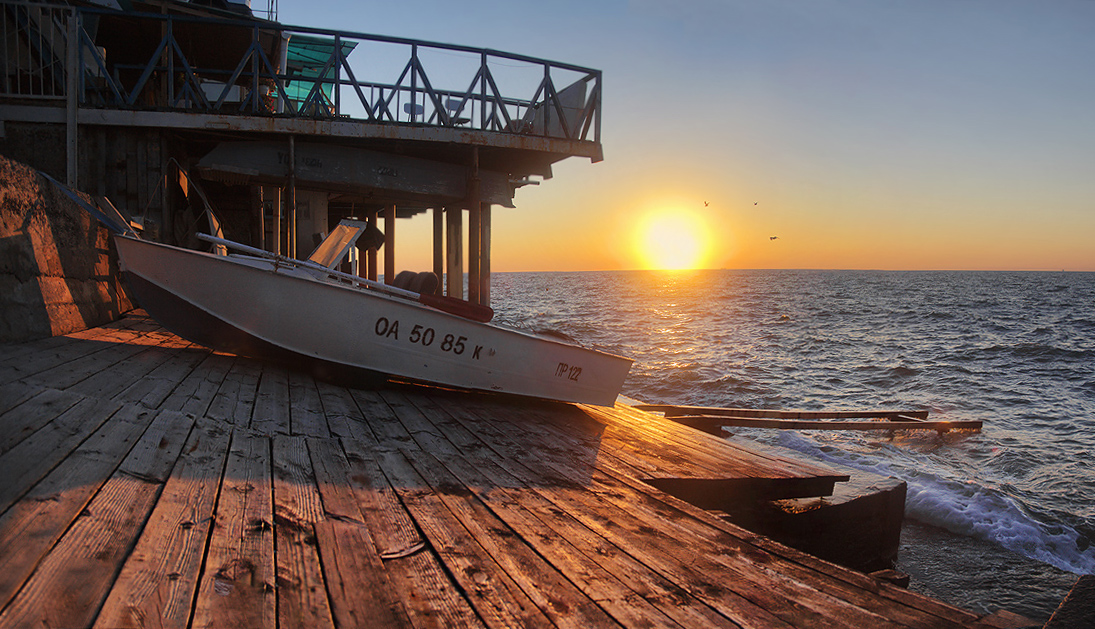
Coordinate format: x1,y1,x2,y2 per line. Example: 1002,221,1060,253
112,226,632,406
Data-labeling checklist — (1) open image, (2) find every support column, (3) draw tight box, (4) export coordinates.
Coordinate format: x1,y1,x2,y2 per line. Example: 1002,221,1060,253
480,203,491,307
256,185,265,250
432,207,444,295
383,204,396,284
468,205,481,305
467,146,481,305
288,136,297,257
272,186,282,256
367,208,378,282
446,206,463,299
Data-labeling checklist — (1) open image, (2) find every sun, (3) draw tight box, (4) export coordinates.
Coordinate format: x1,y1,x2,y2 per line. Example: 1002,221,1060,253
634,211,710,270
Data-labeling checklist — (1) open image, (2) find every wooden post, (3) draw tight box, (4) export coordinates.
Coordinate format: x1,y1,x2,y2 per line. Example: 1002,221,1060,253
446,207,463,299
367,208,378,282
256,185,265,250
383,204,396,284
480,203,491,307
467,146,481,305
468,205,481,305
432,207,444,295
272,186,282,256
288,136,297,258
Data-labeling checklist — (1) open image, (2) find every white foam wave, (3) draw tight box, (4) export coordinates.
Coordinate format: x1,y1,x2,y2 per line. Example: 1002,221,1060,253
750,431,1095,575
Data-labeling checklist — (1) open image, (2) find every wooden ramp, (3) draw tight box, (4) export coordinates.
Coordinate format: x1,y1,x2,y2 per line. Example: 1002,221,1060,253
0,312,992,628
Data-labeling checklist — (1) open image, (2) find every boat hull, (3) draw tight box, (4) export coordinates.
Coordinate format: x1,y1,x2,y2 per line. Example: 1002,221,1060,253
115,236,632,405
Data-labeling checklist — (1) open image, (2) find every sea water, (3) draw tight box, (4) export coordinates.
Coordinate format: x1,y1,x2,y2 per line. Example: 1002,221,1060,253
490,269,1095,621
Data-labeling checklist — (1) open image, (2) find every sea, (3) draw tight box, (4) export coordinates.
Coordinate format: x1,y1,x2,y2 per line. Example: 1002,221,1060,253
489,269,1095,622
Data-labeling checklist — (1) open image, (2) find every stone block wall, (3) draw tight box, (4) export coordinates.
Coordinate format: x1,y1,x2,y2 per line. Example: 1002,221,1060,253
0,153,133,342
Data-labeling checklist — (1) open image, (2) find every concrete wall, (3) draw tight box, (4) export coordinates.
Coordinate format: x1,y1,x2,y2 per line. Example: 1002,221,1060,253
0,153,133,343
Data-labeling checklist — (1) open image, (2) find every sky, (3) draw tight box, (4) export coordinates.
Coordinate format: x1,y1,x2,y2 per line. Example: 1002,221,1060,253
277,1,1095,272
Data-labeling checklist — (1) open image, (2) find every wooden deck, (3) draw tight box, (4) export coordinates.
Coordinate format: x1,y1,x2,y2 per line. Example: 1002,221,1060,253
0,311,990,628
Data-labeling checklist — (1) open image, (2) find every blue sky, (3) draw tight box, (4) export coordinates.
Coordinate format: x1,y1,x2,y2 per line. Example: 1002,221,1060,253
278,1,1095,271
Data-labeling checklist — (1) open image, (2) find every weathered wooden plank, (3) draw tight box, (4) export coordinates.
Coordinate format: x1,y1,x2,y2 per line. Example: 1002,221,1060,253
192,431,275,629
27,337,154,392
0,385,85,455
0,381,45,416
306,438,415,627
399,395,735,627
115,343,212,409
288,370,330,437
68,336,192,401
94,421,232,629
376,448,555,629
0,328,127,386
348,388,415,448
400,448,619,629
0,403,159,612
251,364,290,434
313,380,368,440
334,438,486,628
206,356,261,425
158,351,235,417
313,519,414,628
0,409,195,628
0,395,122,514
271,436,335,628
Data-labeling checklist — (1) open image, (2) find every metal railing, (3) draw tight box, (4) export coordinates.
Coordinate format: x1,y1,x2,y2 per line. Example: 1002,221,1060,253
1,1,602,144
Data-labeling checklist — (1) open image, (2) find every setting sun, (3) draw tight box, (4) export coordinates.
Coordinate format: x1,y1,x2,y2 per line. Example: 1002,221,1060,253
633,210,711,270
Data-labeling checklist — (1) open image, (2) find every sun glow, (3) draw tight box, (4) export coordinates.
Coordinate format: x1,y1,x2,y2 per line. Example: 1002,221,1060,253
633,210,711,270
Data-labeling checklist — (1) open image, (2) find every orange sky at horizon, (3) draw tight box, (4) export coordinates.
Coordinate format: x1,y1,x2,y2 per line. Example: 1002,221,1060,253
286,1,1095,274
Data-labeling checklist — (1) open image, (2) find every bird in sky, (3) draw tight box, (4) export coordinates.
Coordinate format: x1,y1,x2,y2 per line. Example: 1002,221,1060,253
704,201,709,207
770,236,779,240
754,202,758,205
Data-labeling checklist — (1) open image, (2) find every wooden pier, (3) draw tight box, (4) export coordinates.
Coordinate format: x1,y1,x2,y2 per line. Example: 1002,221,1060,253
0,312,995,628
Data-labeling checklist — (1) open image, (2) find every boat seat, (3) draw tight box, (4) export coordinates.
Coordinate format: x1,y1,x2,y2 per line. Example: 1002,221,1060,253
392,270,439,295
307,219,369,268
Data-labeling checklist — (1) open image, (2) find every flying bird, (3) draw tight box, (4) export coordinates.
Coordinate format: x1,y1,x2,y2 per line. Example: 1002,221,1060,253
770,236,779,240
704,201,709,207
754,202,758,205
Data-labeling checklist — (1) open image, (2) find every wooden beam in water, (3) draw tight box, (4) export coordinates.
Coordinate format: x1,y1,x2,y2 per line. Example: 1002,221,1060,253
634,405,930,420
667,415,982,434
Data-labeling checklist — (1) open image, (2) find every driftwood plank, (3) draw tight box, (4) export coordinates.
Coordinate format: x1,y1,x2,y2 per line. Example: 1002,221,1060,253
306,438,414,627
0,404,158,613
191,431,276,628
271,436,335,628
252,365,290,435
376,448,555,629
158,351,235,417
0,385,85,455
0,409,194,628
288,370,329,437
0,395,122,513
206,357,261,425
94,421,232,629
